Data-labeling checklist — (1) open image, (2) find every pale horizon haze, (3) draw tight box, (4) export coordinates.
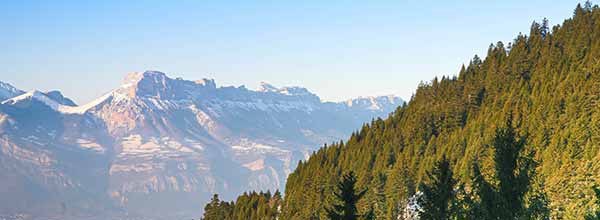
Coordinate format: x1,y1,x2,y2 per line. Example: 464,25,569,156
1,0,581,104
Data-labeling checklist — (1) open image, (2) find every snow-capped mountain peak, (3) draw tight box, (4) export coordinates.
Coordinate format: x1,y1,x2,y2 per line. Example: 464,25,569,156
45,90,77,106
117,71,220,100
123,70,168,85
257,82,279,92
0,81,24,101
257,82,316,97
1,90,88,114
3,90,62,110
343,95,404,111
120,71,172,99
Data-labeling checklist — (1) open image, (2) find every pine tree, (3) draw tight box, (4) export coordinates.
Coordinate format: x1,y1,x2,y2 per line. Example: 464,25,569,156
466,123,548,220
203,194,225,220
468,163,495,220
418,157,456,220
492,121,530,219
385,163,414,220
369,172,387,219
326,171,367,220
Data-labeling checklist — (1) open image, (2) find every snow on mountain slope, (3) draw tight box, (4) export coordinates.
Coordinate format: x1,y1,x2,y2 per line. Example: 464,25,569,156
0,71,404,219
2,90,89,114
0,81,24,101
343,95,403,111
45,90,77,106
257,82,317,97
0,90,114,216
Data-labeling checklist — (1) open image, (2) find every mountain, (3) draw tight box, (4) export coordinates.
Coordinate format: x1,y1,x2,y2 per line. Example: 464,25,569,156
0,90,114,218
280,4,600,220
0,72,403,219
0,81,24,101
45,91,77,106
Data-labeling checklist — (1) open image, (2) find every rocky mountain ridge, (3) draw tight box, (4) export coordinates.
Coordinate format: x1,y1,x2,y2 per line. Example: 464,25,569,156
0,71,403,219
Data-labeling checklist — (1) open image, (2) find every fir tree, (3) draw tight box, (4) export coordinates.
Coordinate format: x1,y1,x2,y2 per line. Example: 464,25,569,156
492,122,528,219
203,194,226,220
326,171,367,220
418,157,456,220
465,124,549,220
468,163,495,220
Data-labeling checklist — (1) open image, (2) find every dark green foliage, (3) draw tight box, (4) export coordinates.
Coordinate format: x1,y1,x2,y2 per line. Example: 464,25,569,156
385,164,415,219
418,157,456,220
525,180,551,220
586,187,600,220
468,164,495,220
203,194,233,220
201,191,281,220
326,172,367,220
492,123,530,219
465,124,550,220
362,206,375,220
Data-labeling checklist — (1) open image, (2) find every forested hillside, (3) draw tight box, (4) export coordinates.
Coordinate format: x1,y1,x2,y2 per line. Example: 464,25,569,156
202,191,282,220
204,2,600,219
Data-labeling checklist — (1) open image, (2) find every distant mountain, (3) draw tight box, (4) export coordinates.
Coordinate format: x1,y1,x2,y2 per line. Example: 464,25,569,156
45,91,77,106
342,95,402,111
0,90,115,218
0,81,24,101
0,72,403,219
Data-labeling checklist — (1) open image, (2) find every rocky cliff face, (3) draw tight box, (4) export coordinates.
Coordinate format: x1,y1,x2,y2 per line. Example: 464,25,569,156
0,71,403,219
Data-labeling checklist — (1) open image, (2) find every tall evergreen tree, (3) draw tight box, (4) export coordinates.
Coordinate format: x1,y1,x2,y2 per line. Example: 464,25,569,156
492,121,531,219
468,163,496,220
418,157,457,220
203,194,227,220
385,163,415,220
466,123,549,220
326,172,367,220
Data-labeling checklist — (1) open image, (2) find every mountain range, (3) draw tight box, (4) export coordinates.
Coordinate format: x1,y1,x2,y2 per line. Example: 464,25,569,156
0,71,402,219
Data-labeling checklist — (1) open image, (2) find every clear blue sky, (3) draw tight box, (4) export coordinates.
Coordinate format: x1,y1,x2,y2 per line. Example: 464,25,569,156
1,0,582,104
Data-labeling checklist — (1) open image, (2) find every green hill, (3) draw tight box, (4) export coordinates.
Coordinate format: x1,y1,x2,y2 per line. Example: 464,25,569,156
204,2,600,219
